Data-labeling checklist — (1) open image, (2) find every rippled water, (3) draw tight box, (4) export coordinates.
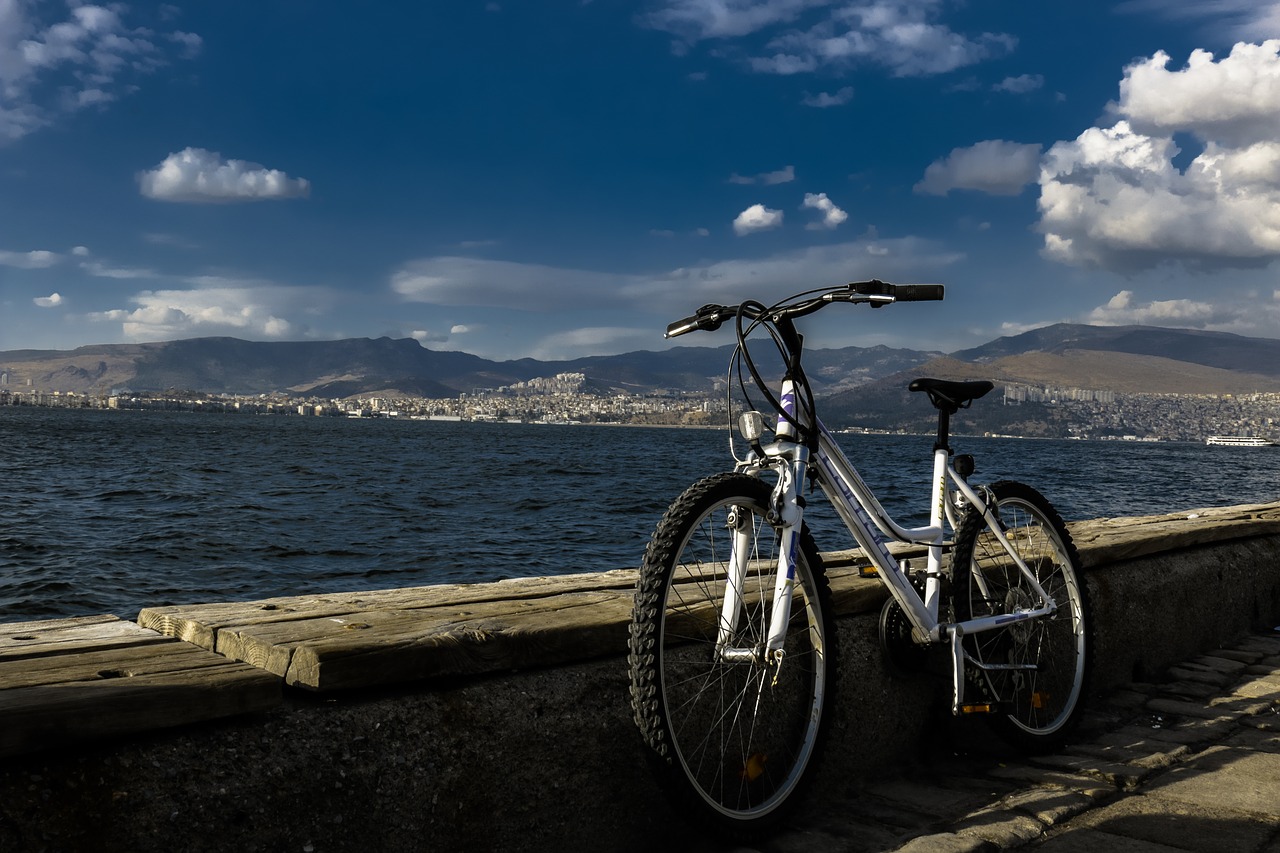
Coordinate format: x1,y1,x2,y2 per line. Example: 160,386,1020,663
4,406,1279,623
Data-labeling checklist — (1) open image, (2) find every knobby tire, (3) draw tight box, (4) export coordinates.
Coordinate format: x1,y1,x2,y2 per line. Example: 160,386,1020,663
952,480,1091,751
628,472,837,835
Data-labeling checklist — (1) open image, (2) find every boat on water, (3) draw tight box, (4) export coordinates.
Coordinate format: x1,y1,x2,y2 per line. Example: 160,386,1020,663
1205,435,1277,447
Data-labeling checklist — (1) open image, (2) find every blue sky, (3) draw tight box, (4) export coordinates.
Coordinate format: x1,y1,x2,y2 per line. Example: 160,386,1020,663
4,2,1280,362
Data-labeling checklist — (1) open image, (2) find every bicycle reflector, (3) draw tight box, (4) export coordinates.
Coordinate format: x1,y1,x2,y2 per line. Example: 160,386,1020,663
739,411,765,443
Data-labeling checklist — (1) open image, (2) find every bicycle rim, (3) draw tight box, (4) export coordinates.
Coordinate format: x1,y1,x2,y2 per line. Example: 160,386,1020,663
954,481,1088,745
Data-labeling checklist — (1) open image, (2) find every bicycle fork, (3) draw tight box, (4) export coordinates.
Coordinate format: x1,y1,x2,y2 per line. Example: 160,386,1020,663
715,456,805,679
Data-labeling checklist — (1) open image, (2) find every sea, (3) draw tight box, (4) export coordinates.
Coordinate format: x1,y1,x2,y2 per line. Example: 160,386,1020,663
4,405,1280,624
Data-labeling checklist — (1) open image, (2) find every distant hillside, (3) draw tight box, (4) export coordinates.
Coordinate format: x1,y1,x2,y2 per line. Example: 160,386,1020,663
819,325,1280,435
897,350,1280,396
4,323,1280,403
820,351,1280,436
953,324,1280,377
0,336,937,398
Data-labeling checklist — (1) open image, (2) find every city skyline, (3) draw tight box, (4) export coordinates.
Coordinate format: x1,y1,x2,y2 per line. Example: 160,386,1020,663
4,3,1280,362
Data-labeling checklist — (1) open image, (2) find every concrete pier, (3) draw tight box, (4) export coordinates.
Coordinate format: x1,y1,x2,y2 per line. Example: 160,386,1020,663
0,501,1278,851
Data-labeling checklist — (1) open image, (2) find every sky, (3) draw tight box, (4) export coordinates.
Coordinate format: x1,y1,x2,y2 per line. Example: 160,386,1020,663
4,2,1280,363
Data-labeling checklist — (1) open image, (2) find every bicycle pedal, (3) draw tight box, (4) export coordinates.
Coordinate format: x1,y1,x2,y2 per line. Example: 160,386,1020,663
958,703,995,715
859,565,878,577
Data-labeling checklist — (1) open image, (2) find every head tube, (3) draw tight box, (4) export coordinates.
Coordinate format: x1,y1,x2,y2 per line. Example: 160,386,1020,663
776,380,799,440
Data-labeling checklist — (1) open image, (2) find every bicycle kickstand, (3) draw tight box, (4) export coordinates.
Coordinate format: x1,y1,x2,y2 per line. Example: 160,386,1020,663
949,625,966,714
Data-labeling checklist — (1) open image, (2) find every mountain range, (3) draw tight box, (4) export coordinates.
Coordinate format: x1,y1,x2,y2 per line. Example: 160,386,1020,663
4,323,1280,401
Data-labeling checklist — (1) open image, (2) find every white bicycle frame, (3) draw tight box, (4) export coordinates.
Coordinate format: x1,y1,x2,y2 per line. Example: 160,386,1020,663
716,378,1060,711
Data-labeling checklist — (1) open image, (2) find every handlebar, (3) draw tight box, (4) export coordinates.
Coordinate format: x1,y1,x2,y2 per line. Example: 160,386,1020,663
664,280,943,338
884,283,945,302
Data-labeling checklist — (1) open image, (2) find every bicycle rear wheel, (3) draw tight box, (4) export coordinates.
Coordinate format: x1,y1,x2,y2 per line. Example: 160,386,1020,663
628,472,836,833
952,480,1090,751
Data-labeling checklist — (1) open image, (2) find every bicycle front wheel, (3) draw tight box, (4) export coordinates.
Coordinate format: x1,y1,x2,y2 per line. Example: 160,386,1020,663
628,472,836,833
952,480,1090,752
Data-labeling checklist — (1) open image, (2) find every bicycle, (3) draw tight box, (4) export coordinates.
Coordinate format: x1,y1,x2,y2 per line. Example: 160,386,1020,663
627,280,1090,834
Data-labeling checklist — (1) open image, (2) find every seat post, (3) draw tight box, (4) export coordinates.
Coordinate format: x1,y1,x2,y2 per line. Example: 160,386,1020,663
934,407,952,454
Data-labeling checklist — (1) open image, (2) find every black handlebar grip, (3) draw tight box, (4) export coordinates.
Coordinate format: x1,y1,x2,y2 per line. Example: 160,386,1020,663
666,304,730,337
894,284,944,302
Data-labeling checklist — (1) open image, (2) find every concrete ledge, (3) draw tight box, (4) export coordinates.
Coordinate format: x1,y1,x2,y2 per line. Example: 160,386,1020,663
126,501,1280,694
1,501,1279,851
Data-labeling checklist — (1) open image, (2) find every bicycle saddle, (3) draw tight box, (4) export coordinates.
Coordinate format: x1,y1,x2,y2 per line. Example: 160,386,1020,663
909,378,994,412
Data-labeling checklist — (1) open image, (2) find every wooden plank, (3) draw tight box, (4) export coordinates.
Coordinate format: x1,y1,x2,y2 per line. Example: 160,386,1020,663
0,641,256,689
0,614,171,661
827,568,889,615
0,614,119,636
1069,503,1280,567
137,568,641,652
0,616,281,757
200,571,886,691
201,590,626,686
285,591,637,691
281,572,887,691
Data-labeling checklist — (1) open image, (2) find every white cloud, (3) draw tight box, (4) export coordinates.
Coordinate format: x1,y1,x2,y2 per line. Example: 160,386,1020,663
138,148,311,203
34,292,63,308
994,74,1044,94
653,226,717,238
411,330,448,345
749,53,818,74
1116,42,1280,145
801,192,848,230
391,257,597,309
802,86,854,107
389,237,962,318
450,324,473,334
639,0,822,41
1039,41,1280,271
733,203,784,235
530,326,656,360
0,4,200,143
728,165,795,185
998,320,1055,337
1118,0,1280,43
80,260,157,279
915,140,1042,196
143,233,200,249
642,0,1015,77
0,249,58,268
88,284,332,341
782,5,1016,77
997,284,1280,343
1087,290,1219,326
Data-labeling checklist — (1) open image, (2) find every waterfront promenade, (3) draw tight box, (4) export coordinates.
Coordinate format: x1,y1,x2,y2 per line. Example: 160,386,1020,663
761,630,1280,852
1,502,1279,851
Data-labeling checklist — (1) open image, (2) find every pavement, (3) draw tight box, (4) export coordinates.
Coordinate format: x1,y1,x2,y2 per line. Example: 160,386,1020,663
748,630,1280,853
